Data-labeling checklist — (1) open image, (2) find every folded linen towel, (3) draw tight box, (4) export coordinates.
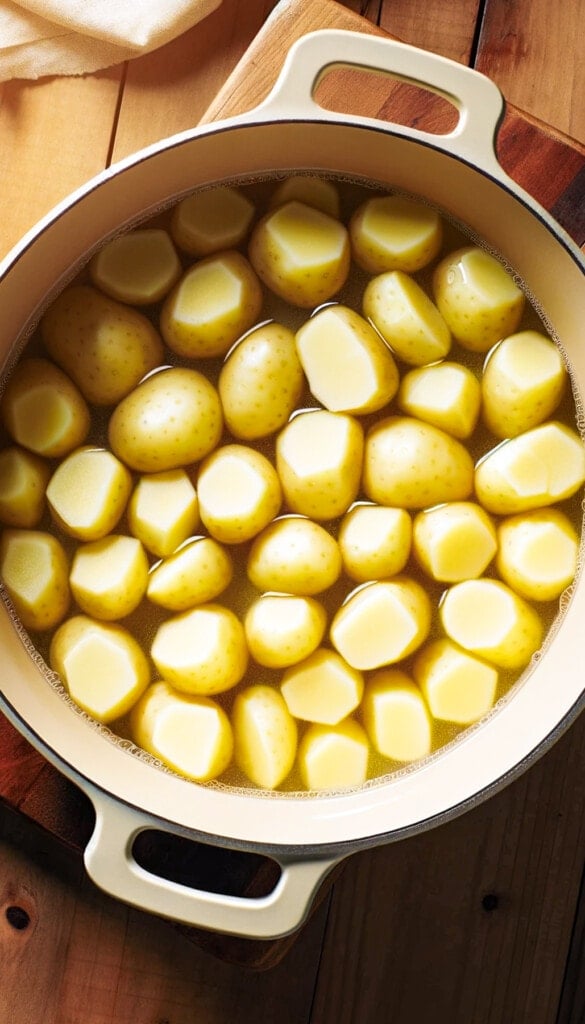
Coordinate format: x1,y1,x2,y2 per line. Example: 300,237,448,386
0,0,222,81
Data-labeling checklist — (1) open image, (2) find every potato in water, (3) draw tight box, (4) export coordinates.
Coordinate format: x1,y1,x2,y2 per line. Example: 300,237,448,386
1,174,583,796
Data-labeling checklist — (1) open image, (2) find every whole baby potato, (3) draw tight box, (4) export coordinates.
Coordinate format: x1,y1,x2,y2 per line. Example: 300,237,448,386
363,416,474,509
108,366,223,472
219,321,304,440
41,284,164,405
247,515,342,595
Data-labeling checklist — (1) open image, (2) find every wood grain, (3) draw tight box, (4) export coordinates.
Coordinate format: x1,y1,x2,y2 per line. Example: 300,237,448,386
1,0,585,1020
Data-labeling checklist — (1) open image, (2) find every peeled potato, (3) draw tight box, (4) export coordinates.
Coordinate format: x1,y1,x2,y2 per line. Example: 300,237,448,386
276,410,364,520
413,638,498,725
147,537,233,611
0,528,70,631
171,185,255,257
474,421,585,515
108,367,223,473
46,446,132,541
363,415,474,509
269,175,340,218
330,577,432,671
69,535,149,620
232,685,298,789
496,508,579,601
247,515,342,595
481,330,567,438
295,304,399,414
362,668,432,762
363,270,451,366
160,250,263,358
197,444,282,544
439,578,543,670
127,469,199,558
298,719,370,791
280,647,364,725
50,615,150,722
131,681,233,782
412,502,497,582
433,246,525,352
151,603,248,695
89,229,181,305
244,593,327,668
41,284,164,405
1,357,90,458
219,322,304,440
338,504,412,582
248,200,350,307
0,446,50,528
349,194,443,274
398,361,481,439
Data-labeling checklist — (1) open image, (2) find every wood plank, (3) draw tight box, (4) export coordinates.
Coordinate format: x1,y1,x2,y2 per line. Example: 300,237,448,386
0,70,123,259
110,0,279,162
0,823,330,1024
378,0,482,63
475,0,585,145
311,714,585,1023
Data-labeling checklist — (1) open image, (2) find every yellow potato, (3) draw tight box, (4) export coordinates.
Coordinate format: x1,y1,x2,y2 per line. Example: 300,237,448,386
147,536,233,612
338,504,412,582
160,250,263,358
439,578,543,670
474,421,585,515
433,246,525,352
171,186,255,257
127,468,199,558
248,200,350,308
232,684,298,789
481,330,567,438
1,357,90,458
244,593,327,668
496,508,579,601
219,322,304,440
412,501,497,582
363,270,451,366
276,410,364,520
0,446,50,528
46,446,132,541
349,194,443,274
280,647,364,725
298,719,370,791
197,444,282,544
363,415,474,509
398,361,481,439
269,175,340,218
70,535,149,620
0,528,70,631
361,668,432,762
41,284,164,405
131,680,233,782
295,304,399,414
151,603,248,695
330,577,431,670
108,366,223,473
413,638,498,725
247,515,342,595
50,614,150,722
89,229,181,305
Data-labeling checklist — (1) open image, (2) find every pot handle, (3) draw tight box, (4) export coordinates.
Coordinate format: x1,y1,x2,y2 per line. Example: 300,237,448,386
252,29,505,174
82,783,340,939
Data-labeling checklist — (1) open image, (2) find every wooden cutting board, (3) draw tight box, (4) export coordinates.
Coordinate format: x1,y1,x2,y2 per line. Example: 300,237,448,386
1,0,584,972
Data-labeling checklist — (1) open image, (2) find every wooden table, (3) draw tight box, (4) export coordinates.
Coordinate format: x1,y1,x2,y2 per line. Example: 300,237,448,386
1,1,585,1021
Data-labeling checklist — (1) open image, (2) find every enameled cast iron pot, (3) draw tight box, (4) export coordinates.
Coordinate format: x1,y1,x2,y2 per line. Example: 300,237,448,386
1,31,585,940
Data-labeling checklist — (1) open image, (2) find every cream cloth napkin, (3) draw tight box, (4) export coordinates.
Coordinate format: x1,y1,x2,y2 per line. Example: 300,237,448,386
0,0,222,81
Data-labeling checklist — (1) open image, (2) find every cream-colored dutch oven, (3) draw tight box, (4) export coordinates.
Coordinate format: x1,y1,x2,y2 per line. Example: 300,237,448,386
1,31,585,940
